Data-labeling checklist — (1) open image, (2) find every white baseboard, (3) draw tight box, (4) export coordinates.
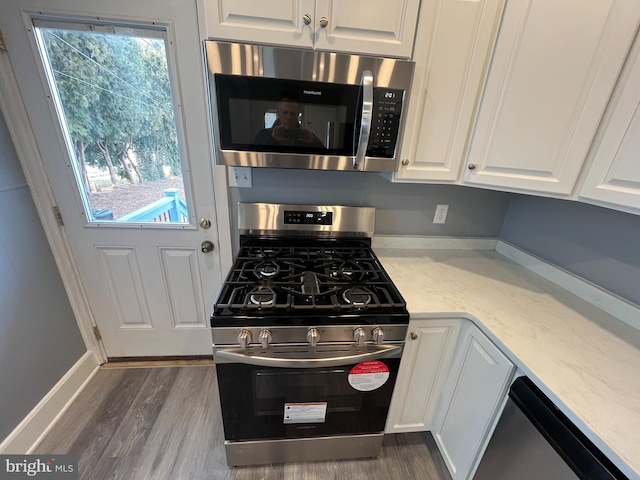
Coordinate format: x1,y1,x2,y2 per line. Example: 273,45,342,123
372,235,498,250
496,241,640,332
0,351,99,454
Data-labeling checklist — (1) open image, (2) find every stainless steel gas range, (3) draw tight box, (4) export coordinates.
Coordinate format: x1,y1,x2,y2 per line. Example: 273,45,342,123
211,203,409,467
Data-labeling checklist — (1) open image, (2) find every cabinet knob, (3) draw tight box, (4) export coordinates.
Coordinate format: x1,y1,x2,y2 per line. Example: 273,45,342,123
319,17,328,28
401,158,409,166
410,332,418,340
303,14,312,25
468,163,477,170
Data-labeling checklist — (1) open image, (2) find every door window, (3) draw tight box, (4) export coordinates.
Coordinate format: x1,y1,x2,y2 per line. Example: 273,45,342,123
34,20,190,224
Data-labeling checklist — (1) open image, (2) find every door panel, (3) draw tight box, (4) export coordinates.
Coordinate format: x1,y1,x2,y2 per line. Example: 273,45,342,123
314,0,420,58
0,0,224,357
197,0,315,47
463,0,640,195
580,39,640,214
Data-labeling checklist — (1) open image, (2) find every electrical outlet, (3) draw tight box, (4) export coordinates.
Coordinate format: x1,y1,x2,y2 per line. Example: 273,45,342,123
433,204,449,224
228,166,252,188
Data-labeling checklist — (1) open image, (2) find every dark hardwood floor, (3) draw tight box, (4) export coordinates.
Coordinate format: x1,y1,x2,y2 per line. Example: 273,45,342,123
35,366,452,480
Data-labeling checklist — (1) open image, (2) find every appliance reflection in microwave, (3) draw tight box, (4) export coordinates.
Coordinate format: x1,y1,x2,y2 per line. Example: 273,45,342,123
253,369,363,416
227,98,347,149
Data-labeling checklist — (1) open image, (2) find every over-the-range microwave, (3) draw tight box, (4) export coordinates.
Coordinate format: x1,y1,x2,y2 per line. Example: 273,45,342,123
204,41,414,172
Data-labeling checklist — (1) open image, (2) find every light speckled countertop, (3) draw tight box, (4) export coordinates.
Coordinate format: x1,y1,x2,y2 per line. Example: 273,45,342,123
375,247,640,479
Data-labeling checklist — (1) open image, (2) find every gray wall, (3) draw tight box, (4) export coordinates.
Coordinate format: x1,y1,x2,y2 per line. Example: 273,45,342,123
0,110,86,441
229,168,512,246
500,195,640,306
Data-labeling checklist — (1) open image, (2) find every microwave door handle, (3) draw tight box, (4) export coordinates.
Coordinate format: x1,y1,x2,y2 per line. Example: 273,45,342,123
215,344,401,368
354,70,374,171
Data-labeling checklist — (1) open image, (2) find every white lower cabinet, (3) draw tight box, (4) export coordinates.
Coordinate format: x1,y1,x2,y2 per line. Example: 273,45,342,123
432,324,515,480
386,319,462,433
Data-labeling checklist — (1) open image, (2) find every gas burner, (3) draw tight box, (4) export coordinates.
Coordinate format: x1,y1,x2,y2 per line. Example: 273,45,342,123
254,261,280,279
248,287,276,307
328,261,364,281
256,247,281,258
342,287,372,307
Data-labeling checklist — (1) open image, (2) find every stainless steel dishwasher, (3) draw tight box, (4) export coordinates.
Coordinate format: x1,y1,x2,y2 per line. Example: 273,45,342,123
473,376,628,480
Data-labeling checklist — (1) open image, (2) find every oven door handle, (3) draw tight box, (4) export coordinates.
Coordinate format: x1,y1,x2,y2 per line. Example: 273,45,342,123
353,69,374,171
215,344,402,368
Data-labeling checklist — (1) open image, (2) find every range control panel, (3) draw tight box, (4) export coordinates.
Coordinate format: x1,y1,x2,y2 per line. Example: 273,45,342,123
284,210,333,225
366,88,404,158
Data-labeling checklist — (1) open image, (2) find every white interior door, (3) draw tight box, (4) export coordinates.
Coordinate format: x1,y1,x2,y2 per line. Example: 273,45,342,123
0,0,227,358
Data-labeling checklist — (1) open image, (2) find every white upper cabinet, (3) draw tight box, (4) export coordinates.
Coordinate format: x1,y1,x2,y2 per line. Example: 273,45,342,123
462,0,640,196
394,0,506,182
580,39,640,215
197,0,420,58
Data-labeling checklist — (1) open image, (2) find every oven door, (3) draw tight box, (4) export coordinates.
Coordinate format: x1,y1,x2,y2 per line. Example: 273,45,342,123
214,344,403,442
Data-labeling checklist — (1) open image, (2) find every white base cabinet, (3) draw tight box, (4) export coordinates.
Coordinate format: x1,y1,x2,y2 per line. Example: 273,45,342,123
385,319,462,433
432,324,515,480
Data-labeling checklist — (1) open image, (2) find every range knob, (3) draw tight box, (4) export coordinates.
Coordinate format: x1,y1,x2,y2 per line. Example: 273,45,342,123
353,327,366,346
259,329,272,348
237,329,252,349
307,327,320,347
372,326,385,345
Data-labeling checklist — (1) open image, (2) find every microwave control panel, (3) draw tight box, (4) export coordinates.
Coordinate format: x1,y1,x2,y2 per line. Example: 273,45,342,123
366,88,404,158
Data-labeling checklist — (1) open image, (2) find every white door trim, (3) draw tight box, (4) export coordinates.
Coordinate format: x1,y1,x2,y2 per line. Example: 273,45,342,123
0,51,108,363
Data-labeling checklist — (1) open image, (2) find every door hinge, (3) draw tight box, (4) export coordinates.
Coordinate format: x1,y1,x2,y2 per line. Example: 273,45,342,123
53,206,64,226
93,325,102,341
0,29,6,52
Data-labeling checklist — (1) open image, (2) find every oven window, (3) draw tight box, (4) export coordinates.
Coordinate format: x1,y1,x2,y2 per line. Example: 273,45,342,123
214,74,361,156
253,368,362,416
216,359,400,442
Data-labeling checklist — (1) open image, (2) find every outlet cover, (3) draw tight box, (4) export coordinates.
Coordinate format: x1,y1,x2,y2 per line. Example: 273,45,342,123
228,166,252,188
433,204,449,224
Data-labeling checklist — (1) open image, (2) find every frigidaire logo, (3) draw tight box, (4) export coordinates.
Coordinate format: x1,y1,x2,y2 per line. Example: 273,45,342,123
303,90,322,96
2,455,77,479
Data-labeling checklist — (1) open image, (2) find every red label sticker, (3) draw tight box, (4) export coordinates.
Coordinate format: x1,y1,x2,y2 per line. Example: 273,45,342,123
348,360,390,391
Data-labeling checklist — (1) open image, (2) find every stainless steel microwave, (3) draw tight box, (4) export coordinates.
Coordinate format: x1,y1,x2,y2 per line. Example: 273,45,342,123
204,41,414,172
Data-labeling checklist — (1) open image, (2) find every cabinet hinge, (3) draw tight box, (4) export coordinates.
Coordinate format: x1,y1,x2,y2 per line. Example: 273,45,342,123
53,206,64,226
93,325,102,341
0,29,6,52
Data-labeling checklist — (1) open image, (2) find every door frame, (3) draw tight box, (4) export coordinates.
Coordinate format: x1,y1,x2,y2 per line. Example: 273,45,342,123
0,49,234,364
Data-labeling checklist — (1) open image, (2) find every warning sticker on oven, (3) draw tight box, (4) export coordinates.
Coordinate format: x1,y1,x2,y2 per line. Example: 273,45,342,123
283,402,328,424
348,360,390,391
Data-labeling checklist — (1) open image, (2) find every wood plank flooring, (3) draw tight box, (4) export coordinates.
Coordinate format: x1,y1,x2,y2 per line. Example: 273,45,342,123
35,366,452,480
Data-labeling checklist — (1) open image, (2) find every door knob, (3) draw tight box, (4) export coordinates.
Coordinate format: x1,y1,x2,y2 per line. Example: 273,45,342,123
303,14,312,25
468,163,477,170
401,159,409,166
319,17,328,28
201,241,214,253
199,217,211,229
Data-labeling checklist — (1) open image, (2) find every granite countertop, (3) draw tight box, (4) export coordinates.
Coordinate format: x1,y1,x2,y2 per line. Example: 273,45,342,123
374,247,640,479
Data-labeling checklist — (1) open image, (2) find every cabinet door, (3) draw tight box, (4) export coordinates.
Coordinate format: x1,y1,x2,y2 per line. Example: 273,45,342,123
385,319,462,433
580,42,640,215
395,0,505,182
313,0,420,58
463,0,640,195
197,0,315,47
433,325,514,480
